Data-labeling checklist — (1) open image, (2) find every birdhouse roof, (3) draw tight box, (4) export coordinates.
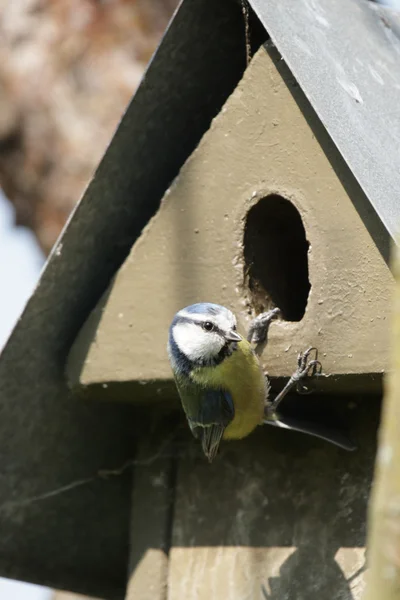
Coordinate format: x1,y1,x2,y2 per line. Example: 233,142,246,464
249,0,400,239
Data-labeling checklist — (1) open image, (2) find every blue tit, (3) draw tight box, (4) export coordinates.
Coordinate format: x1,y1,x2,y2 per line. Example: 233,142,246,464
168,303,356,462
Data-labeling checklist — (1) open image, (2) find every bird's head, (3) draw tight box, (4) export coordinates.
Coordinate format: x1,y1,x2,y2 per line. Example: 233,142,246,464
168,303,242,370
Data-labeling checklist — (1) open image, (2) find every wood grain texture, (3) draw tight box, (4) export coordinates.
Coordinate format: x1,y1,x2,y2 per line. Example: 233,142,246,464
168,408,377,600
363,242,400,600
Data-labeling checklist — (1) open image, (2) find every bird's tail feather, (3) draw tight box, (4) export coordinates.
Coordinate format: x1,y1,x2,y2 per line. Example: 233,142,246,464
198,424,225,462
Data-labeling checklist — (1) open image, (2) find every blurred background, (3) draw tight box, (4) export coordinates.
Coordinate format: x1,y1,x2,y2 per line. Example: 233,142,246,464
0,0,179,598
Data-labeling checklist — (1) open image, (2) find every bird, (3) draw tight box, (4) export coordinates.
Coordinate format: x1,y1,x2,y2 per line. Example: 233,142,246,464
167,302,356,462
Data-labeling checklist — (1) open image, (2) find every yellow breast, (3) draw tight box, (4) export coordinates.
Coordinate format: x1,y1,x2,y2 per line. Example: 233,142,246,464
190,339,267,440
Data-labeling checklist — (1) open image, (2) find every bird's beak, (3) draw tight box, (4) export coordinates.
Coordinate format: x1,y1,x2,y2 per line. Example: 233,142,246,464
225,330,242,343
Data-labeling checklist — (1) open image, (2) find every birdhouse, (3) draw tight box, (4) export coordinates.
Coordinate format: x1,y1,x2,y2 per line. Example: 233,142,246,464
67,41,393,396
0,1,399,599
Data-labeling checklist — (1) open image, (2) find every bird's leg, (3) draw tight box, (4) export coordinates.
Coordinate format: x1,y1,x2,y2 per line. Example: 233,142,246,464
265,347,322,418
247,307,281,345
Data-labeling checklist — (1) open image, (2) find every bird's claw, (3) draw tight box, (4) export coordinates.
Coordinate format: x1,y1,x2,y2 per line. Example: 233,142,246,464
267,346,324,413
247,307,281,344
294,347,322,394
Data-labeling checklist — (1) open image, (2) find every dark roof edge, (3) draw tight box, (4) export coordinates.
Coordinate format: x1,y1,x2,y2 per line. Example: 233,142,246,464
250,0,400,242
0,0,252,369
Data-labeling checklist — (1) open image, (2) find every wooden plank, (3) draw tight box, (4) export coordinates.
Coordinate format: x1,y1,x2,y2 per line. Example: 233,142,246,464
126,420,176,600
168,402,377,600
362,243,400,600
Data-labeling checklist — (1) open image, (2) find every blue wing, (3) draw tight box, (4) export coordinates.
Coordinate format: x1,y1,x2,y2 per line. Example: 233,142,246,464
176,381,235,462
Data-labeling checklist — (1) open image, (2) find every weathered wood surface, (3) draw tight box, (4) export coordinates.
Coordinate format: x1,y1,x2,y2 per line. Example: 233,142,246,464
165,397,377,600
363,242,400,600
126,421,176,600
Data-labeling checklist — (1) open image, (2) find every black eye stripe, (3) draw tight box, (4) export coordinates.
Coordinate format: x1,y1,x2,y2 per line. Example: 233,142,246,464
174,315,231,337
195,320,222,335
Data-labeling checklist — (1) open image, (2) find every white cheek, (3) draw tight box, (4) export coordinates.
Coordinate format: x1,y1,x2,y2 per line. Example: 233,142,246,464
173,323,224,361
